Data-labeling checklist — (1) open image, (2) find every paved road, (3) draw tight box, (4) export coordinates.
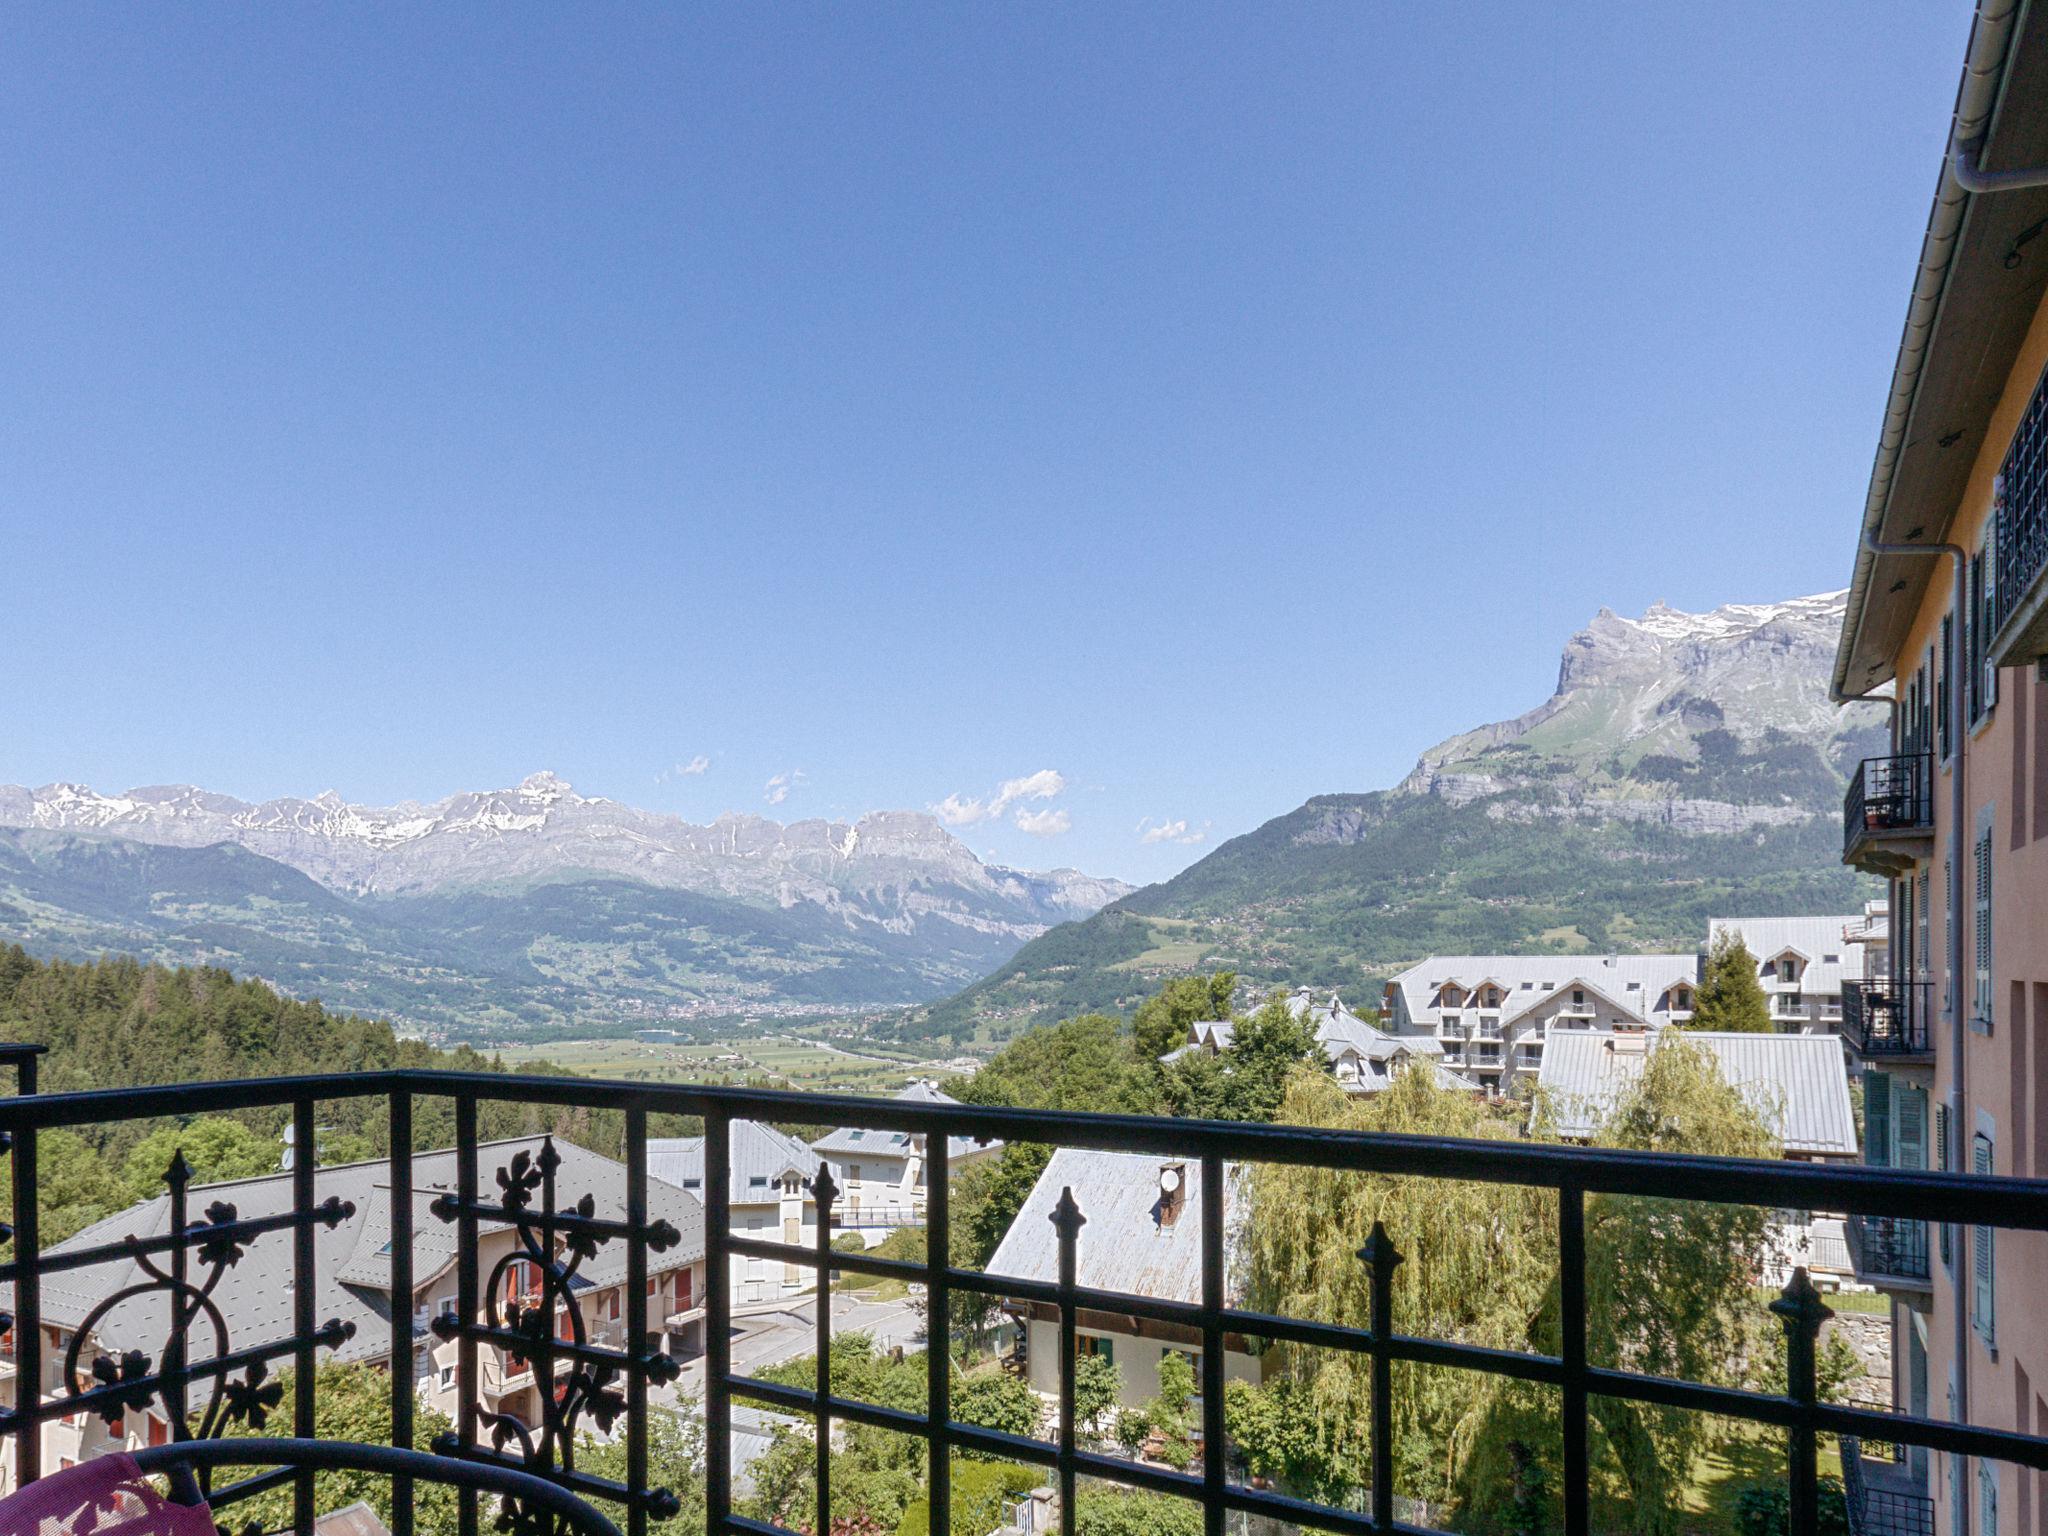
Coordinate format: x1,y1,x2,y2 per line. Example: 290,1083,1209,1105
664,1288,925,1406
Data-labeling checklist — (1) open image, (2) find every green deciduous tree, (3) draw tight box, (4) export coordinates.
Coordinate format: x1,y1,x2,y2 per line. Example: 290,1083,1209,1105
1690,933,1773,1033
1160,991,1327,1123
1073,1489,1203,1536
579,1406,706,1536
1073,1353,1122,1437
953,1370,1042,1443
1131,973,1237,1064
214,1361,459,1536
121,1117,281,1203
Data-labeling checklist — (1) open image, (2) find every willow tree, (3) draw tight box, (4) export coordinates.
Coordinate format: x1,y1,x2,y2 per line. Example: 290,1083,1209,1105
1242,1068,1555,1515
1244,1041,1779,1536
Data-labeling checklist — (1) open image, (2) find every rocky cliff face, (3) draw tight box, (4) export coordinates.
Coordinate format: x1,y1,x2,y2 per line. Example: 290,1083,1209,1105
0,773,1130,940
1394,591,1885,832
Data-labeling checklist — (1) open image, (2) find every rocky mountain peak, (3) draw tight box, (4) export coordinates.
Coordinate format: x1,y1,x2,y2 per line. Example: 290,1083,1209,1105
517,770,579,803
1396,589,1884,832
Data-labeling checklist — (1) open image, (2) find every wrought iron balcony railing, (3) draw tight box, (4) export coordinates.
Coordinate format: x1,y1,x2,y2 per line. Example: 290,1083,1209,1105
1990,379,2048,668
1843,754,1935,874
0,1062,2043,1536
1842,979,1935,1057
1845,1214,1932,1287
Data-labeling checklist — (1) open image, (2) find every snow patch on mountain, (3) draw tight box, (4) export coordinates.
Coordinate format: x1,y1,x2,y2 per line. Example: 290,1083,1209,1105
0,774,1134,944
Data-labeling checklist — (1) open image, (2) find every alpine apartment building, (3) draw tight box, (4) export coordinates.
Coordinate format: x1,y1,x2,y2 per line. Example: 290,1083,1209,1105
1831,6,2048,1531
1382,954,1699,1094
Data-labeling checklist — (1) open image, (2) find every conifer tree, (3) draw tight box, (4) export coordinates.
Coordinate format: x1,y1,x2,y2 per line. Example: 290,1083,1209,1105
1689,932,1773,1033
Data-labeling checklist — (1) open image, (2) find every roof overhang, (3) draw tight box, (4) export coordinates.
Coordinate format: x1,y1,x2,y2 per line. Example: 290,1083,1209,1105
1835,0,2048,700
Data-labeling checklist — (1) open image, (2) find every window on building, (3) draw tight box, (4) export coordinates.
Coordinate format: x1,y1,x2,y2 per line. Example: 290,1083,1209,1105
1937,1103,1953,1268
1865,1074,1892,1168
1974,830,1994,1027
1896,1085,1926,1171
1939,613,1955,759
683,1177,701,1190
1077,1334,1115,1364
1571,989,1585,1006
1974,1130,1996,1349
749,1175,769,1189
1917,871,1931,977
439,1364,455,1391
1943,860,1954,1014
1967,540,2001,726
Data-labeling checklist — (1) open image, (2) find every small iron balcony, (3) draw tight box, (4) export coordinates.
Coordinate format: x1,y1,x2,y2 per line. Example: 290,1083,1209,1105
1990,410,2048,668
1841,979,1935,1059
1845,1213,1932,1291
1843,754,1935,876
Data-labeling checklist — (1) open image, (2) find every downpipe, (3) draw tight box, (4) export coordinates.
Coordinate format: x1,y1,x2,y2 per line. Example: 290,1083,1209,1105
1859,525,1971,1515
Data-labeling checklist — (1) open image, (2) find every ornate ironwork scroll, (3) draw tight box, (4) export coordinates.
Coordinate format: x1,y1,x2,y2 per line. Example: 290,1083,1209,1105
53,1150,357,1441
431,1138,682,1536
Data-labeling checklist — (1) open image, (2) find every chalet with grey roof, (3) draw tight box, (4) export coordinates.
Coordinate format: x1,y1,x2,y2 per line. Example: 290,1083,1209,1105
1383,954,1699,1093
984,1148,1258,1413
809,1081,1003,1236
648,1120,820,1304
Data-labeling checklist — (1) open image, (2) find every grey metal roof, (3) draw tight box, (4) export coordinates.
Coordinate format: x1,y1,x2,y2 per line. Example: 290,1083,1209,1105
1536,1031,1857,1157
1169,993,1462,1091
1706,916,1865,997
984,1148,1248,1305
648,1121,817,1205
1385,955,1700,1027
809,1080,1003,1164
44,1136,706,1364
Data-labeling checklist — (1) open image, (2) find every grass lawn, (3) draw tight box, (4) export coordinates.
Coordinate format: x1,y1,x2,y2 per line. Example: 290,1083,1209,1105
837,1275,912,1302
1686,1423,1843,1536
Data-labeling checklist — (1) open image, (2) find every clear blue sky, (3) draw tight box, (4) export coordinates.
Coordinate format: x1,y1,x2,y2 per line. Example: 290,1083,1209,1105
0,5,1964,884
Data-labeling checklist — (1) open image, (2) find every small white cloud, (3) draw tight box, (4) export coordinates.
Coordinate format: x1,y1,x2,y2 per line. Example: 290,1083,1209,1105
932,793,988,826
989,769,1066,816
933,767,1066,827
764,769,807,806
1013,806,1071,837
657,754,713,784
1137,816,1208,846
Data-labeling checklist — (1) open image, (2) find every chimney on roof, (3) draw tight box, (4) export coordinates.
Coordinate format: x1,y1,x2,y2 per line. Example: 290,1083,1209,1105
1604,1033,1649,1055
1157,1162,1186,1227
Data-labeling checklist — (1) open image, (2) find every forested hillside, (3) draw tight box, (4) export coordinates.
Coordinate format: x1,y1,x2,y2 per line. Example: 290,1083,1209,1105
0,947,656,1239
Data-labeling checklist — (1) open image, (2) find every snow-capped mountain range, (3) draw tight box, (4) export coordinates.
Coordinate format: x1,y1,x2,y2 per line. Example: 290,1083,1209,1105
0,772,1128,925
0,775,1131,1035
